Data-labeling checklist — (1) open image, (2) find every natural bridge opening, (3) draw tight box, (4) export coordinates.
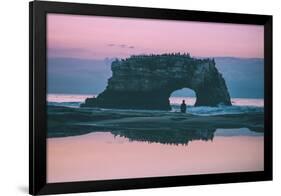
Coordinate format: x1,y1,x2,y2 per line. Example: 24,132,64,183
169,88,197,110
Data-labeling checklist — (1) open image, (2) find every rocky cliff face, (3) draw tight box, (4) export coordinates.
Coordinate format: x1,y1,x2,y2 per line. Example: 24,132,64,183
81,54,231,110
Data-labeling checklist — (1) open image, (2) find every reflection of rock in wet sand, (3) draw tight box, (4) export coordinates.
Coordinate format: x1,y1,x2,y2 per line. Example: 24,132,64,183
47,105,264,139
111,129,215,145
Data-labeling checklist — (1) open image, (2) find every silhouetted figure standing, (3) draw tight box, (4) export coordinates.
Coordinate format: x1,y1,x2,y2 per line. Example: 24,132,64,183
180,100,187,113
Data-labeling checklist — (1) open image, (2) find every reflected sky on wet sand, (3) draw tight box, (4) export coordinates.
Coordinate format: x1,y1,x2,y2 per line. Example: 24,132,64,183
47,128,264,183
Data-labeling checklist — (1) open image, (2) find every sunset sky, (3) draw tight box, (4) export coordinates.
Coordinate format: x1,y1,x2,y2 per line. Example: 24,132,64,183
47,13,264,59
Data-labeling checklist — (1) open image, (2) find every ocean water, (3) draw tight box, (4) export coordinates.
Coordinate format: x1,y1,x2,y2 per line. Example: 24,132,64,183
47,93,264,116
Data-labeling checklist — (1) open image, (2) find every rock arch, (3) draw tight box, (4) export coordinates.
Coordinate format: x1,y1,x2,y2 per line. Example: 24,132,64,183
81,54,231,110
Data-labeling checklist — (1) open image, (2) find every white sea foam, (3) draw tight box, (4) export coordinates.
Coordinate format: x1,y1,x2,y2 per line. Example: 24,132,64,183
169,96,263,107
171,105,263,116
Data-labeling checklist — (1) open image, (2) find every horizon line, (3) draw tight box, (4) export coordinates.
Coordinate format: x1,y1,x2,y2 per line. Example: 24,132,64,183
48,55,265,61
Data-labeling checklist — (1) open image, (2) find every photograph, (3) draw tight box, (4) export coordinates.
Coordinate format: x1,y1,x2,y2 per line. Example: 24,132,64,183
46,13,265,183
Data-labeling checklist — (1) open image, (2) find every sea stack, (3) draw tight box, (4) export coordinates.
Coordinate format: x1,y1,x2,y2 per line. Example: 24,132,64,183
81,53,231,110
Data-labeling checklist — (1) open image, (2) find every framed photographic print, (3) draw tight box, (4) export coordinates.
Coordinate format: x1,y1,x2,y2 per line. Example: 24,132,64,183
29,1,272,195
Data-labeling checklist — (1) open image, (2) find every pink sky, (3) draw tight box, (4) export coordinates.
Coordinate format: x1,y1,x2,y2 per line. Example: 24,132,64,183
47,13,264,59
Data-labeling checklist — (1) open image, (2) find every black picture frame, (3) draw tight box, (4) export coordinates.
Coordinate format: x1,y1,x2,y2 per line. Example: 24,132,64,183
29,1,273,195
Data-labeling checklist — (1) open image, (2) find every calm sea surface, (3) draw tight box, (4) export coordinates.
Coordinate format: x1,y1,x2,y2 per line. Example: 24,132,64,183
47,93,264,107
